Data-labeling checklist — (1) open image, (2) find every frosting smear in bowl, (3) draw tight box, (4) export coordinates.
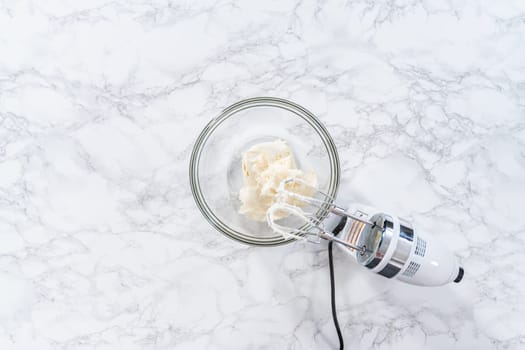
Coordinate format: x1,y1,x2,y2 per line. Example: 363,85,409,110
239,139,317,221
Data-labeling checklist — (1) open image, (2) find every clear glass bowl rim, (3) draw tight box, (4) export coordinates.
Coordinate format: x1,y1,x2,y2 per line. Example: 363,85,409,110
189,97,340,246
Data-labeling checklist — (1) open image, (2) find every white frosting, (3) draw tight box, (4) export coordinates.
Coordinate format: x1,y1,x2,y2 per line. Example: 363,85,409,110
238,140,317,221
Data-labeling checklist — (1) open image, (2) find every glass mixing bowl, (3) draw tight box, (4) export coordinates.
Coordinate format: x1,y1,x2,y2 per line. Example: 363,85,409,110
189,97,340,246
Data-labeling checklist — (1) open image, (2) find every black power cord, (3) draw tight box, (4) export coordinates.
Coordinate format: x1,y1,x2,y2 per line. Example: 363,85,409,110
328,217,346,350
328,241,344,349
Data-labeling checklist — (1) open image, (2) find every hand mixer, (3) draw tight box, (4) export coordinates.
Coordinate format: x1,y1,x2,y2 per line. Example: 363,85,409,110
267,178,464,287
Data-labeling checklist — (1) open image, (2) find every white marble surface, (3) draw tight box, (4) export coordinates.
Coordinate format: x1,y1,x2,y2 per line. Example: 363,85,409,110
1,0,525,349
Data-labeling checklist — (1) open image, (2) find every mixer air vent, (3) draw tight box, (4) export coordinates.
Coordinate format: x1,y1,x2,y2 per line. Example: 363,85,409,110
414,237,426,257
402,261,421,278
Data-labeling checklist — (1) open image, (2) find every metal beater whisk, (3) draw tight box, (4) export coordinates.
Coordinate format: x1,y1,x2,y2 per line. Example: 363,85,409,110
266,178,370,254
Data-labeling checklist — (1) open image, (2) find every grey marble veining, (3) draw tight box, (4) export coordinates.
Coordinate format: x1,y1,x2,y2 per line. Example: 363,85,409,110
1,0,525,349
